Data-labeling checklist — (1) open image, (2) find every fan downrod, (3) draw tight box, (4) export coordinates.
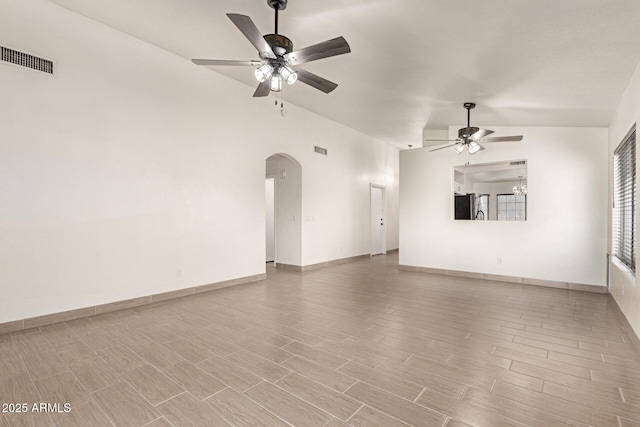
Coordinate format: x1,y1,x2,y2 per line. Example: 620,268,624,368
462,102,476,138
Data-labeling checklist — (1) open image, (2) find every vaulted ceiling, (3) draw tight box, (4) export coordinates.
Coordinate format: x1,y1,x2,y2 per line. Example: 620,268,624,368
47,0,640,148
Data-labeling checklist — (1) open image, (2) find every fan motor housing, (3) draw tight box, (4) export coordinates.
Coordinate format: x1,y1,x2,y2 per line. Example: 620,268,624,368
263,34,294,56
459,127,479,139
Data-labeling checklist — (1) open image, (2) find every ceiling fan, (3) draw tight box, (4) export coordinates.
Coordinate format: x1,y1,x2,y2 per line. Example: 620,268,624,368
192,0,351,97
427,103,523,155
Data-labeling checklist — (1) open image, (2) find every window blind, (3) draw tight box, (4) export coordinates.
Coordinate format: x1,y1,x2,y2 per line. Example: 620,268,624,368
613,128,636,272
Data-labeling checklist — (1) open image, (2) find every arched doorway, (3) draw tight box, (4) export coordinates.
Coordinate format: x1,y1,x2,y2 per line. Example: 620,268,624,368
265,154,302,269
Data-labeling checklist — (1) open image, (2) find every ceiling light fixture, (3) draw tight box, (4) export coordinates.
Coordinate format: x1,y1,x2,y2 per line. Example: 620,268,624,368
255,64,296,91
279,65,297,84
513,176,527,195
269,72,283,92
454,138,481,156
254,63,273,82
428,103,524,161
192,0,351,98
468,141,481,155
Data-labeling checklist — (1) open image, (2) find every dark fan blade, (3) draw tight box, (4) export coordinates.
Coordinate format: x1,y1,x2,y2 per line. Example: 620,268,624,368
294,68,338,93
429,143,459,152
481,135,524,143
226,14,276,59
284,36,351,66
470,128,494,140
252,80,270,97
192,59,262,66
424,139,459,143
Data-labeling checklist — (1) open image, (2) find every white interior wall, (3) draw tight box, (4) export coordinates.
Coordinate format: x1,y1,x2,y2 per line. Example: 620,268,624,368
400,125,608,286
608,60,640,336
0,0,399,324
301,138,399,265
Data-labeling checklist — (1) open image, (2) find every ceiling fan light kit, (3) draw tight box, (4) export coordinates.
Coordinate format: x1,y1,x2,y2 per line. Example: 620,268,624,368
270,73,283,92
254,63,272,82
467,141,481,155
279,65,297,84
427,103,524,159
192,0,351,97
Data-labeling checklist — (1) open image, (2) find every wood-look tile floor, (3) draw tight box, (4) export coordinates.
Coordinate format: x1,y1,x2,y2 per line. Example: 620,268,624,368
2,253,640,426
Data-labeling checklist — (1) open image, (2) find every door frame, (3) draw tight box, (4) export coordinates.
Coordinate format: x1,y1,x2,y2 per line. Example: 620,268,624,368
266,153,302,269
265,176,276,263
370,183,387,256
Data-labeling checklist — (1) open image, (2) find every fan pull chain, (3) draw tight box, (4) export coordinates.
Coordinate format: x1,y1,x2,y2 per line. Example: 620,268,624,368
274,93,284,109
279,94,287,117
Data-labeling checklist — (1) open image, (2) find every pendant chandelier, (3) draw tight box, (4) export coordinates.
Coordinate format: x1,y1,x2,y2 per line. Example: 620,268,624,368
513,176,527,195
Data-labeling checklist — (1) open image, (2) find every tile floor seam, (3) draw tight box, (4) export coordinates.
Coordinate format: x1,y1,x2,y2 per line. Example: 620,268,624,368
238,382,304,427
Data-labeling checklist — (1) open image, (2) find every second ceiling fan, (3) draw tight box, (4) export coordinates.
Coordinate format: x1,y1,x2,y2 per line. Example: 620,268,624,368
427,103,524,155
192,0,351,97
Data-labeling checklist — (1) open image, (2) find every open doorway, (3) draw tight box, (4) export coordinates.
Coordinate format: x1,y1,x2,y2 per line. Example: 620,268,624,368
265,154,302,269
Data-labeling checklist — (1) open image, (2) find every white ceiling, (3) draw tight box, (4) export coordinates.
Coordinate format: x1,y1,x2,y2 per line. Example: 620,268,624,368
47,0,640,149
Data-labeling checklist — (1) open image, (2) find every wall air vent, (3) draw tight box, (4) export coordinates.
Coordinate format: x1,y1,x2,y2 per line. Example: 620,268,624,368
1,46,53,74
314,146,328,156
510,160,526,166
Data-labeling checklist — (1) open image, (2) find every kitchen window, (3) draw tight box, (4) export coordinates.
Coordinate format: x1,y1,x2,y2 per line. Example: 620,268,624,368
497,194,526,221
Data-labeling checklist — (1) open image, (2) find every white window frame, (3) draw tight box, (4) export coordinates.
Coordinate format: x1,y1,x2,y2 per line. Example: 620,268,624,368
613,127,636,273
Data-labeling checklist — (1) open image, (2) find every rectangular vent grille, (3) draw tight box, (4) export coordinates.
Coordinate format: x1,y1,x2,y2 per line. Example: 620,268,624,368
1,46,53,74
510,160,526,166
314,146,328,156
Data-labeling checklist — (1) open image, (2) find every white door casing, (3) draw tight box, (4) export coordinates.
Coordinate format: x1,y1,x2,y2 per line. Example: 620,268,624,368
371,184,386,256
265,177,275,262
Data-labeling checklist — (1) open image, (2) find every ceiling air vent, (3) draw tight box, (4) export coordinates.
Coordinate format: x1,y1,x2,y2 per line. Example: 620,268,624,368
314,146,328,156
1,46,53,74
510,160,526,166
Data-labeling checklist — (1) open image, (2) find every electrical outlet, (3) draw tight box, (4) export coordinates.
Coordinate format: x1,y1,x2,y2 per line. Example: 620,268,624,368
497,258,502,265
177,269,183,279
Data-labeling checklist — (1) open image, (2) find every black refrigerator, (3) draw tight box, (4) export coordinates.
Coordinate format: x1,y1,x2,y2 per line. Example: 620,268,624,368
455,194,474,220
